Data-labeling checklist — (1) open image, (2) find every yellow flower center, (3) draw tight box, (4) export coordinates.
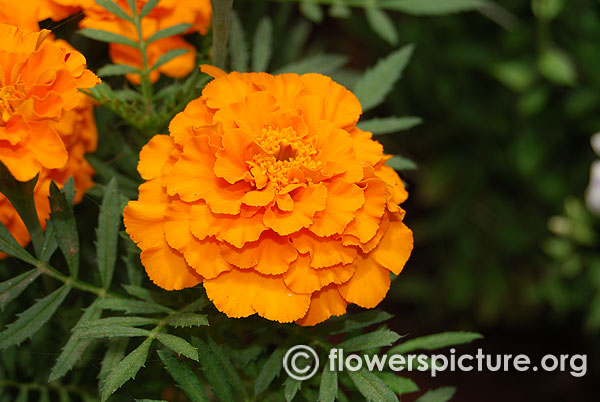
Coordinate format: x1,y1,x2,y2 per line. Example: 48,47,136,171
251,126,321,188
0,85,24,126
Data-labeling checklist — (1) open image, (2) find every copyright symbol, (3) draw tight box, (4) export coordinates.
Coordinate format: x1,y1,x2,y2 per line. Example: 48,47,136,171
283,345,320,381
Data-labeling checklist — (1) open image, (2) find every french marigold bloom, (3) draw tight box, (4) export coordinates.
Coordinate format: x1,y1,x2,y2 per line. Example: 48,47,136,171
124,67,414,325
0,24,99,182
0,0,84,32
80,0,211,83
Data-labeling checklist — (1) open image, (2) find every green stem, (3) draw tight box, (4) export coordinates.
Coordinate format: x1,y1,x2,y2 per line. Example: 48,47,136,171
36,262,124,299
131,8,154,115
0,379,97,400
210,0,234,69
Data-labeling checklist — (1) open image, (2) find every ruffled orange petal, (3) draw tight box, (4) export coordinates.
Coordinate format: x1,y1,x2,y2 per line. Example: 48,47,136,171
296,285,348,326
371,219,413,275
141,243,202,290
138,135,176,181
344,179,387,243
309,181,364,237
283,254,355,294
292,230,357,269
263,184,327,235
338,257,390,308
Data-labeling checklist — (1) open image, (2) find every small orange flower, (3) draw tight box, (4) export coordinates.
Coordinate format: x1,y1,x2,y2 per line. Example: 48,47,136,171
0,24,99,182
124,67,413,325
80,0,211,83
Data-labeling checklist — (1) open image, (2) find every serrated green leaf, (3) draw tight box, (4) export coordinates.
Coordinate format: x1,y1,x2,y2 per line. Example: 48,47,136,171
49,182,79,277
389,332,483,355
353,44,413,111
254,348,285,395
207,336,247,398
358,116,422,135
73,325,151,340
252,17,273,72
49,301,102,381
96,178,121,289
0,285,70,349
97,64,141,77
414,387,456,402
229,12,248,72
322,310,393,335
375,373,418,395
151,48,189,72
97,298,173,314
387,156,417,171
275,54,348,75
365,8,398,45
147,23,192,44
101,338,152,401
156,333,198,361
39,221,58,264
79,316,160,329
165,313,208,328
99,338,129,386
158,350,208,402
78,28,138,47
96,0,133,21
318,366,337,402
380,0,487,14
348,368,397,402
191,336,234,401
126,0,136,14
0,269,40,311
139,0,159,17
180,296,210,313
284,377,302,401
338,328,402,352
0,222,38,265
300,2,324,22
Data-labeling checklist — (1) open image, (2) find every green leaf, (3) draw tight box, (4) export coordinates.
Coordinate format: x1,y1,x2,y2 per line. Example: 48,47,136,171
74,325,151,340
389,332,483,355
490,61,535,92
252,17,273,72
97,64,141,77
147,23,192,44
0,222,38,265
531,0,564,20
329,3,351,18
300,2,324,22
139,0,159,17
96,0,133,22
96,177,121,289
229,12,248,72
275,54,348,75
365,8,398,45
158,350,208,402
79,316,160,329
353,44,413,111
254,348,286,395
151,48,189,71
39,221,59,264
101,338,152,401
180,297,210,313
380,0,487,15
49,182,80,277
156,333,198,361
126,0,136,15
0,285,71,349
538,47,577,86
0,162,44,255
99,338,129,386
375,373,418,395
207,336,247,398
358,116,422,135
387,156,417,171
97,298,173,314
318,366,337,402
49,301,103,381
165,312,209,328
78,28,138,47
414,387,456,402
338,328,402,352
15,388,28,402
0,269,41,311
284,377,302,401
321,310,393,335
192,336,235,402
348,368,397,402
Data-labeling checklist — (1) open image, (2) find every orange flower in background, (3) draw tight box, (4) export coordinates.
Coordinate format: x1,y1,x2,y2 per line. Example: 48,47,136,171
0,0,85,32
0,24,99,182
124,67,414,326
80,0,211,83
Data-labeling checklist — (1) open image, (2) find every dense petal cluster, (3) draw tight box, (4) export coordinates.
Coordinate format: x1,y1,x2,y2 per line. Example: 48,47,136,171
124,67,413,325
0,24,99,182
80,0,211,83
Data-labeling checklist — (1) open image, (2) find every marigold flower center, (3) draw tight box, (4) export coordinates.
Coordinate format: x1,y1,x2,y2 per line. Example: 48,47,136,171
251,126,320,188
0,85,25,125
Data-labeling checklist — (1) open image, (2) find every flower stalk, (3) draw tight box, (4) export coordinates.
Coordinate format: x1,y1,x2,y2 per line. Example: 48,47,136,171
210,0,233,70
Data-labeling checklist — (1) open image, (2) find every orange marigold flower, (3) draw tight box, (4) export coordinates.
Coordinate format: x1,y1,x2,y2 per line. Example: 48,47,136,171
0,24,99,182
80,0,211,83
124,67,414,325
0,0,85,32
